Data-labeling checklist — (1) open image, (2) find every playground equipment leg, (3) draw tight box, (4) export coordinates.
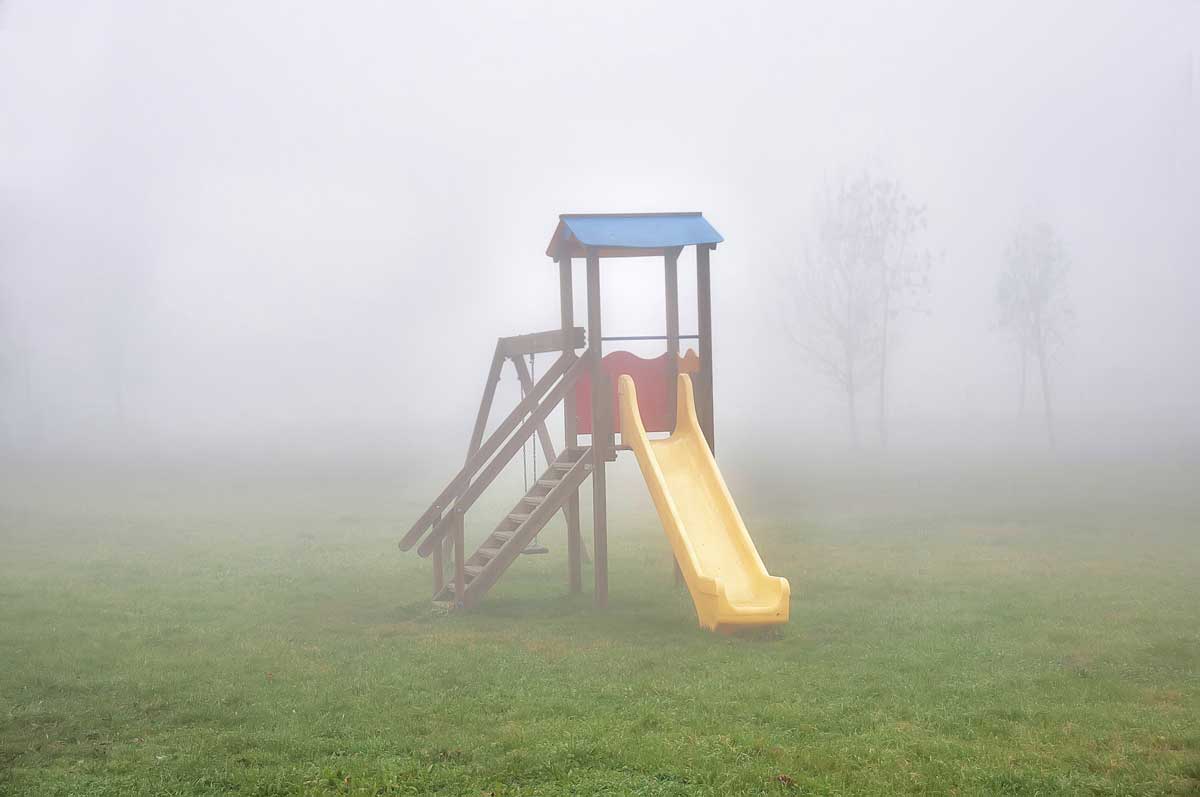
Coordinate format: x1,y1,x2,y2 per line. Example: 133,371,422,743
559,256,584,594
453,510,467,608
432,520,445,596
587,251,609,608
696,245,715,452
665,247,682,589
592,452,608,607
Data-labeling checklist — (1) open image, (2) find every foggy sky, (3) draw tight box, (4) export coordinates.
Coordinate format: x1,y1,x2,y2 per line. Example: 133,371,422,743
2,1,1197,461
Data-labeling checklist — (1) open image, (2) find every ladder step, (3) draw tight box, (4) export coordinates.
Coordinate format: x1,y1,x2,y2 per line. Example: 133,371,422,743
432,446,593,608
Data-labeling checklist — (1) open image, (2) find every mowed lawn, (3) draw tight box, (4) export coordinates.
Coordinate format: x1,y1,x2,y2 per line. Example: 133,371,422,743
1,458,1198,796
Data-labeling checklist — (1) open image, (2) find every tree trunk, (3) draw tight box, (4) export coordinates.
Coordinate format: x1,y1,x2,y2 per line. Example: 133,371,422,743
846,375,860,449
878,299,890,449
1018,345,1027,418
1035,341,1055,448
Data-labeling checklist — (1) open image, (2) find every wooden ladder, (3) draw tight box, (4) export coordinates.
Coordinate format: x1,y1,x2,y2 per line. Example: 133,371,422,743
435,447,592,606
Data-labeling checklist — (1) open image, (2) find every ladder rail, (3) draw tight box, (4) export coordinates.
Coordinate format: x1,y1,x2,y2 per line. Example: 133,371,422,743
399,351,575,552
463,451,593,602
435,449,592,604
415,352,590,558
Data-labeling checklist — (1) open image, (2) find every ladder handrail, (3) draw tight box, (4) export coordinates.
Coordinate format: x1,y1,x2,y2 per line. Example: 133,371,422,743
399,350,574,551
416,353,590,558
458,450,593,599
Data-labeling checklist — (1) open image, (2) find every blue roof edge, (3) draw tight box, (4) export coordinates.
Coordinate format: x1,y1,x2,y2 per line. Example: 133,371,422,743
546,212,723,258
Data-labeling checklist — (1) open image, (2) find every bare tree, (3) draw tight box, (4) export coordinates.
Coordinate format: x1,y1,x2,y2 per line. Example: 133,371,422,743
777,171,930,447
862,177,931,448
997,221,1071,447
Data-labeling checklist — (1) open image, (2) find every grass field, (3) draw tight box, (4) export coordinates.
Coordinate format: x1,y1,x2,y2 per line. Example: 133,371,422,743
2,456,1199,795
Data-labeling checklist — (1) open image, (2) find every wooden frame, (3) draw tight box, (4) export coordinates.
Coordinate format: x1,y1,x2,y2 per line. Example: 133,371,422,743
664,246,683,586
455,452,593,603
400,352,573,552
453,509,467,608
432,525,445,595
406,215,722,614
417,354,590,558
664,247,681,428
501,327,585,357
510,351,587,563
587,249,609,608
560,257,584,594
696,244,715,452
431,323,590,596
511,354,558,468
466,344,505,459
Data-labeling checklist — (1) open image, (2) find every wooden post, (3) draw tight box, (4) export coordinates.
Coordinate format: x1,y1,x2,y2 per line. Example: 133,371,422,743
466,345,505,459
453,509,467,608
664,247,681,427
664,247,683,588
561,257,583,594
432,512,445,596
696,244,715,453
455,347,504,578
586,249,608,608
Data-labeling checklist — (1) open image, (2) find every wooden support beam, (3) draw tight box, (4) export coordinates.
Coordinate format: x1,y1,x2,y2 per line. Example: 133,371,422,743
510,355,557,465
696,244,715,453
500,327,585,357
466,343,505,459
560,257,583,593
431,518,445,596
459,451,593,603
453,510,467,608
417,354,589,557
587,250,608,608
665,247,684,588
664,247,681,428
400,352,572,551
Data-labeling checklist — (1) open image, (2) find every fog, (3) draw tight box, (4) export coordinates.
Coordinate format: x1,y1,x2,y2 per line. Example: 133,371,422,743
2,1,1198,471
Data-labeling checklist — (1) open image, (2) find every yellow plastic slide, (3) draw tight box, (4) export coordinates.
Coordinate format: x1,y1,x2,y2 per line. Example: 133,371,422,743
618,374,789,632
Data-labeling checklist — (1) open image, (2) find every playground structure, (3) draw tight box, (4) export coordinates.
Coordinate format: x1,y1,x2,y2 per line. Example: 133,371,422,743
399,212,788,631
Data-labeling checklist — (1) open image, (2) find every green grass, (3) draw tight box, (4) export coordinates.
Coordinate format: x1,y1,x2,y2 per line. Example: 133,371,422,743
1,458,1198,795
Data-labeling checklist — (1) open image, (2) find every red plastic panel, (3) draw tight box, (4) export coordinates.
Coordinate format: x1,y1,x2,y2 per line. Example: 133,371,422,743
575,350,699,435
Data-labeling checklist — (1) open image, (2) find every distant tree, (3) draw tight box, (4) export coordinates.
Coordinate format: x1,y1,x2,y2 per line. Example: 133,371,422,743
778,171,930,447
996,221,1071,447
862,176,931,448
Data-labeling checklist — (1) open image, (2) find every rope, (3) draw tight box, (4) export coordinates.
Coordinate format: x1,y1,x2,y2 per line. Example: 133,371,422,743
530,352,537,479
528,352,544,553
520,361,528,494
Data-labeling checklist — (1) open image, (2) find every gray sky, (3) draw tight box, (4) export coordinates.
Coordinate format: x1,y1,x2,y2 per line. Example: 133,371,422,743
2,1,1197,459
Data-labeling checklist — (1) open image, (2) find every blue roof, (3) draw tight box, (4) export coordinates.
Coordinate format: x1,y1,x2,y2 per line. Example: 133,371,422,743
546,212,723,259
